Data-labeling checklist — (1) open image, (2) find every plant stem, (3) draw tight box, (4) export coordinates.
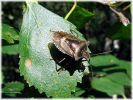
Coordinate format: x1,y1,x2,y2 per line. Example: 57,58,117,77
109,7,120,15
112,94,117,100
65,0,77,20
123,4,130,11
122,94,127,100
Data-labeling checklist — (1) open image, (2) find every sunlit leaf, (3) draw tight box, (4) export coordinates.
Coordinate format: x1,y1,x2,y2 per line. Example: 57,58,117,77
19,2,85,97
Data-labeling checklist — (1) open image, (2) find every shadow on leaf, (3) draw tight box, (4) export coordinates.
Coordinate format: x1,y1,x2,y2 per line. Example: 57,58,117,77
48,42,85,75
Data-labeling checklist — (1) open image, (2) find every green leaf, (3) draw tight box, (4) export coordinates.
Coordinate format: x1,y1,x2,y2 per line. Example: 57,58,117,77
19,2,84,98
106,72,131,86
72,87,85,97
107,22,131,40
2,24,19,44
67,5,94,29
118,60,131,77
90,55,131,96
91,55,131,78
91,77,124,96
77,2,96,11
2,81,24,97
103,60,131,78
90,55,119,66
2,72,4,83
2,44,19,55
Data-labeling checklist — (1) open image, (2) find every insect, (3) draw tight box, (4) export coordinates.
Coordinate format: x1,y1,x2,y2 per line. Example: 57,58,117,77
50,30,112,76
50,31,90,61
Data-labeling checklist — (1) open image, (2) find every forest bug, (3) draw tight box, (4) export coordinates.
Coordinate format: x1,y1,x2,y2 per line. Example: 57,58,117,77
50,31,90,61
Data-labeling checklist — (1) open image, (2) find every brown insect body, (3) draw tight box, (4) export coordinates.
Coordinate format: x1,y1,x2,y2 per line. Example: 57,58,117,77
50,31,90,61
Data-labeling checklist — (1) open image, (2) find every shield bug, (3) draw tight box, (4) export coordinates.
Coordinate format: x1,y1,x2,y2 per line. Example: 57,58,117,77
50,31,90,61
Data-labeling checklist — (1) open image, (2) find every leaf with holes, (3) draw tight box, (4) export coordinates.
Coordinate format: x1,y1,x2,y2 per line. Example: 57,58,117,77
19,2,86,97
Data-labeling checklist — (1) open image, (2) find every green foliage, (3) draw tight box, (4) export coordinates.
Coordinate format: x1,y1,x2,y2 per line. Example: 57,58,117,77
2,24,19,44
2,44,19,55
67,5,94,29
2,1,131,98
107,22,131,40
77,2,96,11
2,81,24,97
106,72,131,86
90,55,119,66
118,60,131,77
2,72,4,83
71,87,85,97
90,55,131,96
92,77,124,96
19,2,86,98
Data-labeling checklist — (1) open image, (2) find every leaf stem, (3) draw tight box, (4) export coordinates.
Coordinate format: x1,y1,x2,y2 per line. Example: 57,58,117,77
122,94,127,100
65,0,77,20
123,4,130,11
112,94,117,100
109,7,120,15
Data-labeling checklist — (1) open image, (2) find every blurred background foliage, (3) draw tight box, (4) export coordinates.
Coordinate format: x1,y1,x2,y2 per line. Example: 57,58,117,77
2,1,131,98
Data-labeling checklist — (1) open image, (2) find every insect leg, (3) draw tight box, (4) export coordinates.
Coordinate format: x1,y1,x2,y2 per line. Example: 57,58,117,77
88,65,94,78
49,57,66,72
57,67,65,72
55,63,64,72
82,59,94,78
58,58,66,63
56,58,66,72
87,59,94,78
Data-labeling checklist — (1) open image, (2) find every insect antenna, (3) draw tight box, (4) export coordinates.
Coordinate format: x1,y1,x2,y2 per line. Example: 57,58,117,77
91,50,113,57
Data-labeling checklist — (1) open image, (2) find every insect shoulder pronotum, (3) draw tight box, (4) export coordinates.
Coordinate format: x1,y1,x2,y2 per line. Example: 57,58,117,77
50,30,90,61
